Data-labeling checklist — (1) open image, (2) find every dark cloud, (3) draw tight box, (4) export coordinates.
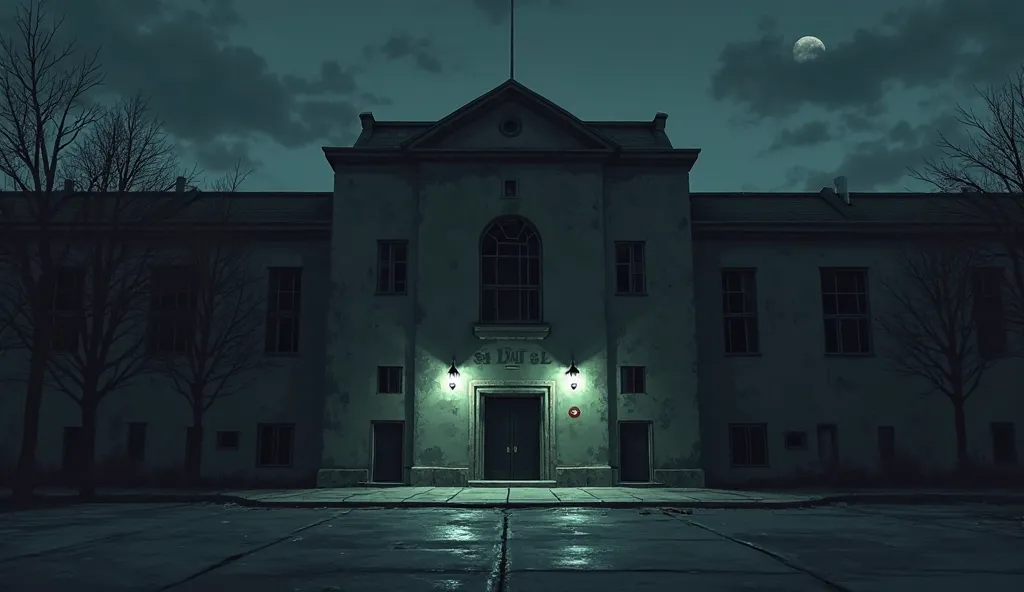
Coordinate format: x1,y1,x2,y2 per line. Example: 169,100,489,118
0,0,387,172
764,120,833,153
787,115,961,191
364,34,443,74
470,0,571,25
190,139,262,173
710,0,1024,119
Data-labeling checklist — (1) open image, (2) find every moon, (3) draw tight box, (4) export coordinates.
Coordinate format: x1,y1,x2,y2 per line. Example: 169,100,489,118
793,36,826,63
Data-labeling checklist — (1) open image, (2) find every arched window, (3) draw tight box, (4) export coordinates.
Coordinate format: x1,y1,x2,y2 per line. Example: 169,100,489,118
480,216,542,323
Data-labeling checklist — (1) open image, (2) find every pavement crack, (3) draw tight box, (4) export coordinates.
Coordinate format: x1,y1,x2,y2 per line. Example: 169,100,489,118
664,512,853,592
155,510,349,591
490,510,510,592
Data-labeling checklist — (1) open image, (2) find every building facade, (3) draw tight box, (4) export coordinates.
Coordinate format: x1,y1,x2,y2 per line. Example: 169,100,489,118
0,80,1021,487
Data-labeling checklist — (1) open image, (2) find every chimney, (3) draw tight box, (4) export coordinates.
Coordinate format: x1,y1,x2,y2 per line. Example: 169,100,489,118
652,112,667,131
63,179,74,194
359,112,375,134
175,176,186,193
834,176,850,205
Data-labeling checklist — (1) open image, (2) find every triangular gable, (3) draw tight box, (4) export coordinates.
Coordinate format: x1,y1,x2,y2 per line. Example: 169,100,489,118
401,79,619,151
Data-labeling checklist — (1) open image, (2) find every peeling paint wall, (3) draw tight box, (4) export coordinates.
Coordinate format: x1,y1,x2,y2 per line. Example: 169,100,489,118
694,238,1024,485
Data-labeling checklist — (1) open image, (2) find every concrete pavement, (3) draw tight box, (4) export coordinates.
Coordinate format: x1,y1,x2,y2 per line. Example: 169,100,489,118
4,485,1024,509
1,501,1022,590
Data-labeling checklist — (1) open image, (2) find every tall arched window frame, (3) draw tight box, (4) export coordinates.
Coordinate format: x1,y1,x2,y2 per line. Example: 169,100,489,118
479,216,542,324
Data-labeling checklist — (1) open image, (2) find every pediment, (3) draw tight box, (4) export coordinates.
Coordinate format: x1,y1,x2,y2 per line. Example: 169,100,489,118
402,81,617,152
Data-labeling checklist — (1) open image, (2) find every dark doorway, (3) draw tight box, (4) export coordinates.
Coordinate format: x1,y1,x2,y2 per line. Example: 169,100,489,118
817,423,839,469
62,426,82,476
483,396,541,480
619,421,652,482
372,421,404,483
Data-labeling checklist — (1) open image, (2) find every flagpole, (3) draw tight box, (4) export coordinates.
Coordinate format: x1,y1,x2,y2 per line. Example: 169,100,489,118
509,0,515,79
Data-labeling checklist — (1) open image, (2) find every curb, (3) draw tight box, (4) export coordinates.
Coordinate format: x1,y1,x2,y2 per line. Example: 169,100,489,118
3,492,1022,510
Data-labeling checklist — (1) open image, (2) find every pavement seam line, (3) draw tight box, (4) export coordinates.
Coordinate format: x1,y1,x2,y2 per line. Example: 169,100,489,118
665,512,853,592
493,510,510,592
0,504,251,564
156,509,352,591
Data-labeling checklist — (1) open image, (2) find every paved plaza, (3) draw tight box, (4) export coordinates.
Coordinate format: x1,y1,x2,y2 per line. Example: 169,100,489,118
1,499,1022,590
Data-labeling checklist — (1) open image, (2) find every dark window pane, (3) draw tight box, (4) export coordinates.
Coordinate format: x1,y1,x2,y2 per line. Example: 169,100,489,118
481,289,496,321
631,245,643,265
527,259,540,286
393,243,407,262
481,258,496,285
496,258,518,285
616,265,631,293
527,289,540,321
836,294,860,315
482,237,498,256
822,294,838,316
749,427,767,465
394,262,407,285
839,318,861,353
746,318,759,352
630,273,644,294
496,290,519,321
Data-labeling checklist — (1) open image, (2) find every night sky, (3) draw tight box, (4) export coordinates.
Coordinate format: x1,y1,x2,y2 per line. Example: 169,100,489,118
7,0,1023,193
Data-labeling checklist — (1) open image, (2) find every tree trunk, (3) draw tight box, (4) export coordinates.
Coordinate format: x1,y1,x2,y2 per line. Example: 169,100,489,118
952,400,969,470
77,400,99,500
12,336,49,501
184,405,204,487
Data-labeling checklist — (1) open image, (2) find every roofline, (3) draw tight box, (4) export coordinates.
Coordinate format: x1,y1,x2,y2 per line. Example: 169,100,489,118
322,147,700,170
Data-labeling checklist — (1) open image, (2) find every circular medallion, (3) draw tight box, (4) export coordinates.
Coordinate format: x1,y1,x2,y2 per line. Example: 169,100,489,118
568,406,581,418
499,117,522,137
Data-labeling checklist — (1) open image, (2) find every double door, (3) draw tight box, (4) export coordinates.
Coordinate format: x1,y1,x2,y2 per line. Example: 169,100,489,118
483,396,541,480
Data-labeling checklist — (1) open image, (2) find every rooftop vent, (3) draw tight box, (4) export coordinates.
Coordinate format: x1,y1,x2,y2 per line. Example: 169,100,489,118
834,176,850,205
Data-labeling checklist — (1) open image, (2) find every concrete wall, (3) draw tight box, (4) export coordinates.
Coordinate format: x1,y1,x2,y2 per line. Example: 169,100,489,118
694,237,1024,485
0,241,329,485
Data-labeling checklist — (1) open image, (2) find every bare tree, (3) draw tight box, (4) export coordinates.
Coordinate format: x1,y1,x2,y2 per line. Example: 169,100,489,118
911,64,1024,336
877,241,993,469
159,162,268,485
0,0,102,500
43,95,199,498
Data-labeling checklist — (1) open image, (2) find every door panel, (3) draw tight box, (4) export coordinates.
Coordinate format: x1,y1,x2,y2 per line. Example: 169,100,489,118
510,397,541,480
484,398,513,480
817,423,839,470
372,422,404,483
619,422,651,482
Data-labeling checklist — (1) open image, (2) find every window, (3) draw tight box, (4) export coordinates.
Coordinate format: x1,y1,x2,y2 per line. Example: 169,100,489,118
256,423,295,467
377,241,408,295
148,266,195,354
614,242,646,295
721,269,759,354
991,422,1017,465
620,365,646,394
877,426,895,463
729,423,768,467
377,366,403,394
972,268,1006,358
784,431,807,450
480,216,542,323
503,179,518,198
126,422,147,462
266,267,301,354
47,266,84,352
820,268,872,354
216,430,240,451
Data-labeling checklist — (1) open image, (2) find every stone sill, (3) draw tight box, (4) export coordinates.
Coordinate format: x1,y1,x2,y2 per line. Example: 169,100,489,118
473,323,550,340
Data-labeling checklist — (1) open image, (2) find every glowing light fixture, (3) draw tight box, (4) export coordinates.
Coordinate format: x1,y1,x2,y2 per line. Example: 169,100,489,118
565,356,580,390
447,357,461,390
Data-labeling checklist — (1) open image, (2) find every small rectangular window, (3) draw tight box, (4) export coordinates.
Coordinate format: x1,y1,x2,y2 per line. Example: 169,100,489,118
127,422,147,463
256,424,294,467
377,366,403,394
820,268,872,355
265,267,302,354
47,266,85,353
620,366,646,394
877,426,895,463
614,242,646,295
783,431,806,450
730,423,769,467
503,179,518,198
721,269,759,354
148,266,196,355
377,241,409,295
216,430,240,451
972,268,1007,358
991,422,1017,465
